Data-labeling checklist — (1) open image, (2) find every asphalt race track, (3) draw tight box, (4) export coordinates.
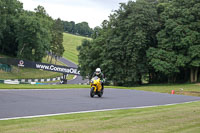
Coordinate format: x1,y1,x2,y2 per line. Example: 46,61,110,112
59,57,89,84
0,88,200,120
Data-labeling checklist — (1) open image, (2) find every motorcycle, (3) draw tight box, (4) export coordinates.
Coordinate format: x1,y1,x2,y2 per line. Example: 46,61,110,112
90,76,103,97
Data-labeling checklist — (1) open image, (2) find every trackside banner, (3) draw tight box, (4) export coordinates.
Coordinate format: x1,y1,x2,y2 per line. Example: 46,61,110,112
0,58,80,75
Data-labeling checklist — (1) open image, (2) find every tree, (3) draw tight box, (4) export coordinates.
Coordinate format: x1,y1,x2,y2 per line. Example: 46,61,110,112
16,6,52,62
0,0,6,48
62,21,93,37
0,0,23,56
147,0,200,83
0,2,65,63
63,21,76,34
50,18,65,64
16,6,53,61
105,0,160,86
78,0,160,86
34,5,48,17
92,26,101,39
77,39,94,77
75,22,93,36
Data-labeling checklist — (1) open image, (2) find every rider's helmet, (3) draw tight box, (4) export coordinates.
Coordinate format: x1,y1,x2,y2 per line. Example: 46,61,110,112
95,68,101,75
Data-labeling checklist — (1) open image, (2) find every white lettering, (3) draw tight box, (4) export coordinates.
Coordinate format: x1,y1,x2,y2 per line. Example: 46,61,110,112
35,64,80,75
50,65,54,70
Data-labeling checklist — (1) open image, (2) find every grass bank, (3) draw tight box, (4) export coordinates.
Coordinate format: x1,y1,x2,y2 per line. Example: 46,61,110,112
0,101,200,133
62,33,91,64
0,68,62,79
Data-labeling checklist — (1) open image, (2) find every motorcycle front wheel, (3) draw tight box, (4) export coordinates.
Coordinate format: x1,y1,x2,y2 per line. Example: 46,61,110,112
90,87,95,97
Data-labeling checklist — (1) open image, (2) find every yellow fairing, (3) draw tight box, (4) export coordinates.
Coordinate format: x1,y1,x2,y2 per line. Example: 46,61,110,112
90,77,102,92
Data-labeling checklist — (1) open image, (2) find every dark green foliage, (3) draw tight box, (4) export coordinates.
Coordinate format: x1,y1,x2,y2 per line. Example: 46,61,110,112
16,10,52,62
147,0,200,83
63,21,93,37
78,0,200,85
77,39,94,78
63,21,76,34
0,0,6,51
50,18,65,63
0,0,23,56
0,1,65,62
78,0,160,86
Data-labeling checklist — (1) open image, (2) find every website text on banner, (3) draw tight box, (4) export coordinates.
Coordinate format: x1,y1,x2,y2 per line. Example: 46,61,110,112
0,58,80,75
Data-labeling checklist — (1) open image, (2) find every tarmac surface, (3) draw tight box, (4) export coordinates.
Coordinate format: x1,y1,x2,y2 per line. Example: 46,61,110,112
59,57,89,84
0,88,200,120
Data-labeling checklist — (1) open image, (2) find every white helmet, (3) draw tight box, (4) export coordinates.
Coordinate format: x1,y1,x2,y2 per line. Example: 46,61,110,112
96,68,101,74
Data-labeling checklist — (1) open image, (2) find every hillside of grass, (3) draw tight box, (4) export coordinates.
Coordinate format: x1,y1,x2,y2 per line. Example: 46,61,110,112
62,33,91,64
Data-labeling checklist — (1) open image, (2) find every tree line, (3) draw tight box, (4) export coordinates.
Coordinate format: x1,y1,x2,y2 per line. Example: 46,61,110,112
77,0,200,86
0,0,64,63
62,21,93,37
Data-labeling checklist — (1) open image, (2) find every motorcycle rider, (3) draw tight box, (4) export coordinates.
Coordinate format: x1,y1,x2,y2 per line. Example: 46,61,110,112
92,68,105,91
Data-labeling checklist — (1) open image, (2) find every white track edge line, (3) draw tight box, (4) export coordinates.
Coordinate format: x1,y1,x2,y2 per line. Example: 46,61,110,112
0,100,199,121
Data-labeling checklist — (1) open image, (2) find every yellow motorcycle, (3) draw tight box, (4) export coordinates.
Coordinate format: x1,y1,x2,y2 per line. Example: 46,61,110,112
90,76,103,97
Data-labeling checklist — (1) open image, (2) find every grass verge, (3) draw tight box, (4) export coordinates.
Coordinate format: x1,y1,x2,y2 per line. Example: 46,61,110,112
0,101,200,133
0,84,89,89
108,84,200,97
0,83,200,97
